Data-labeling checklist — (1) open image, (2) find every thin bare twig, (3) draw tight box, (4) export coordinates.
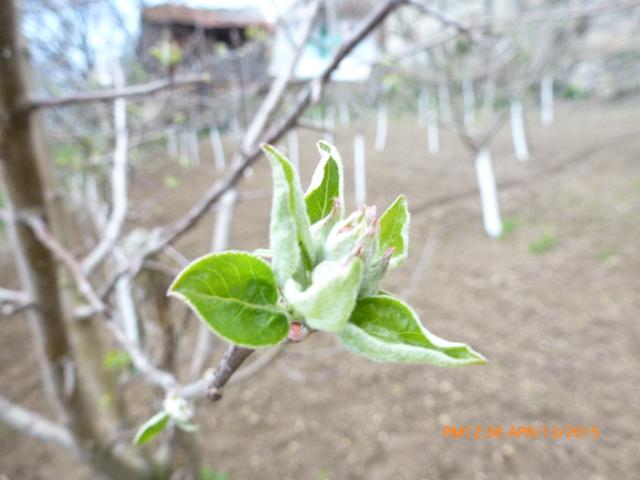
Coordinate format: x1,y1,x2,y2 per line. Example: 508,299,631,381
24,73,211,112
206,345,254,400
0,287,31,305
0,287,33,316
0,395,79,457
23,214,107,314
472,0,640,29
22,214,181,392
81,63,129,275
401,233,439,300
297,118,335,134
407,0,478,40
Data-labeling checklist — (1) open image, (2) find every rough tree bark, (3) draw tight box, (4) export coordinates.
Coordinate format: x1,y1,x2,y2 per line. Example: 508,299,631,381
0,1,150,478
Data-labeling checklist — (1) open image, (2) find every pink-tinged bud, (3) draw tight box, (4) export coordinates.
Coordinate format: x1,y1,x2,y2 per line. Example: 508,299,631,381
287,322,306,343
381,247,395,270
365,205,377,223
338,224,354,235
365,220,379,238
331,197,341,213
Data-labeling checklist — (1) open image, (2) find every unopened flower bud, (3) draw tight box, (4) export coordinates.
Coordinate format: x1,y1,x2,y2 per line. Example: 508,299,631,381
325,209,368,260
311,197,342,260
358,247,396,297
287,322,306,343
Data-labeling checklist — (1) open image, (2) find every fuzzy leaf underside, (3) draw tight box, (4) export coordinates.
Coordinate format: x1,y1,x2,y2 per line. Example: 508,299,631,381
378,195,409,268
284,257,362,332
339,295,486,367
305,141,345,224
263,144,314,286
169,252,289,348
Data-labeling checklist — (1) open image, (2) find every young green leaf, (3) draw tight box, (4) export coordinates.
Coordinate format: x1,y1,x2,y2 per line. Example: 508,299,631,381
169,252,289,348
305,141,345,224
134,411,170,445
339,295,486,367
378,195,409,268
262,144,314,286
284,257,363,332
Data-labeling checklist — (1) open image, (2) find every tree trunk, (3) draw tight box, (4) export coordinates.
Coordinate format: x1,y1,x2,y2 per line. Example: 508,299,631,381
0,1,150,477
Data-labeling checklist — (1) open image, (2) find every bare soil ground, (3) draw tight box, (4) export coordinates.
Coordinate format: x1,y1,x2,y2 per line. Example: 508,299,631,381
1,99,639,479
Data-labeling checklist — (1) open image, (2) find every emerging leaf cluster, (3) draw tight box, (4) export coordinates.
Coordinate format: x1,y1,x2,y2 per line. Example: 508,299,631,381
169,141,485,366
134,393,197,445
136,141,486,445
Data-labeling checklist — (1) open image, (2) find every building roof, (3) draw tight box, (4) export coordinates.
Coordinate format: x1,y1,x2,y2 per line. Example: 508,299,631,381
336,0,379,18
142,4,271,30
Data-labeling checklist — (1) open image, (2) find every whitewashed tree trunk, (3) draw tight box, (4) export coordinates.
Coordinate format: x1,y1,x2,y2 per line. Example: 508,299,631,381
167,130,178,159
287,128,300,170
540,74,554,127
463,78,476,127
339,102,350,126
474,148,503,238
69,172,84,206
482,75,496,117
189,129,200,166
374,100,388,152
178,131,190,167
230,116,241,142
418,88,429,127
426,98,439,155
209,127,226,171
353,133,366,205
313,107,323,124
324,106,335,144
510,100,530,161
438,80,452,123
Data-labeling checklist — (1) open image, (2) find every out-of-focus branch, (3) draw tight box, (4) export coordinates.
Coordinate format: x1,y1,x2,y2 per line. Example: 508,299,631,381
297,118,334,134
33,201,304,402
0,287,32,315
0,287,30,304
23,214,107,314
23,73,211,112
22,214,180,393
104,320,179,392
0,395,79,457
407,0,477,40
472,0,640,29
81,63,129,275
